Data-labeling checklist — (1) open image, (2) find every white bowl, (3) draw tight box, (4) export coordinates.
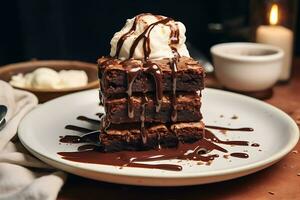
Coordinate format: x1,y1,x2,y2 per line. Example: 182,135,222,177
211,42,284,92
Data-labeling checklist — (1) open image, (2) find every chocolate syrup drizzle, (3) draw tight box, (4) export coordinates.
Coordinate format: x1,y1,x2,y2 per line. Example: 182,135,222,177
128,16,173,60
112,14,181,143
58,114,258,171
140,95,148,144
170,51,179,122
206,125,254,132
65,125,93,133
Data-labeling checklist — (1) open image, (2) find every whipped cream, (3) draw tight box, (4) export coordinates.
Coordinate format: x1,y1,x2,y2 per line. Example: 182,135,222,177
110,14,190,60
9,68,88,90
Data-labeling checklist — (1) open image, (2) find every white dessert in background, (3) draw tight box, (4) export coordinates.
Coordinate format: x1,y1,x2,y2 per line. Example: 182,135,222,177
9,68,88,90
110,14,190,60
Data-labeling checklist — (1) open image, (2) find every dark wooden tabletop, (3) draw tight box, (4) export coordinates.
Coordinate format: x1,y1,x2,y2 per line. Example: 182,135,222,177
57,60,300,200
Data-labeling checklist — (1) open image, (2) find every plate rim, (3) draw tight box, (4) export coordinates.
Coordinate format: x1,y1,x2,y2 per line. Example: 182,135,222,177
18,88,300,180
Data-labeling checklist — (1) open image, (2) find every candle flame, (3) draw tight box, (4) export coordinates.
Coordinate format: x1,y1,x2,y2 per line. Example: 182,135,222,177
269,4,279,25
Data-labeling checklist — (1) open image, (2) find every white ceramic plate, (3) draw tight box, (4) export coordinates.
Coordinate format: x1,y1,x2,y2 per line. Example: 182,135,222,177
18,88,299,186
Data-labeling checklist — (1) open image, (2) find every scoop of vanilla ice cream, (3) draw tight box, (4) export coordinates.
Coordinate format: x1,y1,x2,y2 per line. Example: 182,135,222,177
30,68,61,89
110,14,190,60
9,68,88,90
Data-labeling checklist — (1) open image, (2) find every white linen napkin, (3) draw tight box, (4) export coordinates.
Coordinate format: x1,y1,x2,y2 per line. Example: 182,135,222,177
0,80,67,200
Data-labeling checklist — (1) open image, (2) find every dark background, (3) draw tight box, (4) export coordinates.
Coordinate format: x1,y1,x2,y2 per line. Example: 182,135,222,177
0,0,299,66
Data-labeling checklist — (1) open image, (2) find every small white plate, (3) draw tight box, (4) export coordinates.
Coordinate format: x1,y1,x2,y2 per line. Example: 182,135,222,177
18,88,299,186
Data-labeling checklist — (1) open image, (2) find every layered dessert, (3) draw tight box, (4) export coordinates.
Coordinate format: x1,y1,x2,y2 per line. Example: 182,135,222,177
59,14,256,171
97,13,205,152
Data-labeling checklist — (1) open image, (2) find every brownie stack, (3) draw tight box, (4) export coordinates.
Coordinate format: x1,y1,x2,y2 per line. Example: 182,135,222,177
97,56,205,152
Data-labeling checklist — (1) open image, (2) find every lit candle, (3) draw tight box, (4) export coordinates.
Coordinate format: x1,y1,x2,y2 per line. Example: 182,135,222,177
256,4,293,81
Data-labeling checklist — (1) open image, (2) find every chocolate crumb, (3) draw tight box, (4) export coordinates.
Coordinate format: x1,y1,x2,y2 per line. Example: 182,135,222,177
231,115,238,120
220,114,224,118
268,191,275,195
223,155,229,159
197,162,204,165
259,149,262,151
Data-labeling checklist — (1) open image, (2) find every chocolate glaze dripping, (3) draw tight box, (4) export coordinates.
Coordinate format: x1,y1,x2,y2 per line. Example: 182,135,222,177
140,94,148,144
144,61,163,112
170,50,179,122
168,23,180,45
125,64,141,118
169,20,180,122
124,61,163,122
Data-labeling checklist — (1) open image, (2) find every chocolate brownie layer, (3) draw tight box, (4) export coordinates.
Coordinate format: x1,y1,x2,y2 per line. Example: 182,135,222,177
98,56,204,95
104,92,202,123
99,121,205,152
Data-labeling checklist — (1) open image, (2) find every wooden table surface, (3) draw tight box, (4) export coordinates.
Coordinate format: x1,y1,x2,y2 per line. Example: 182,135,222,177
58,60,300,200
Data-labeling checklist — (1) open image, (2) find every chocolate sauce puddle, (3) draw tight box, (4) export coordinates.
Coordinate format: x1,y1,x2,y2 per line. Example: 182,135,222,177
58,137,224,171
59,115,257,171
